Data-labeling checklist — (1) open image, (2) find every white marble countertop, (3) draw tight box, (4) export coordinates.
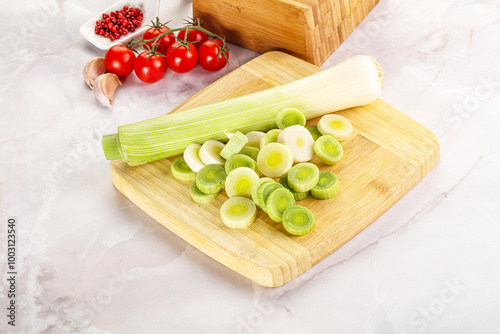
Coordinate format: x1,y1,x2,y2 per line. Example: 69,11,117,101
1,0,499,333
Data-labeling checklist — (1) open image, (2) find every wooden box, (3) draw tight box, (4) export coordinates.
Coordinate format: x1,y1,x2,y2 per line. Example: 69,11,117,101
193,0,380,66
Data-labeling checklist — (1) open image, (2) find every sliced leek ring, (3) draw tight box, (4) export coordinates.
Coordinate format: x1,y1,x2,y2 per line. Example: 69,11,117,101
282,205,315,235
195,164,227,194
314,135,343,165
305,125,322,141
256,143,294,178
311,171,339,200
277,124,314,162
257,182,283,211
225,154,258,175
190,182,219,204
317,114,353,141
220,131,248,160
225,167,259,198
183,143,205,173
275,107,306,129
245,131,266,149
171,156,197,181
260,129,282,149
239,146,260,162
266,188,296,222
287,162,319,192
198,140,226,165
279,175,309,201
251,177,274,206
220,197,257,228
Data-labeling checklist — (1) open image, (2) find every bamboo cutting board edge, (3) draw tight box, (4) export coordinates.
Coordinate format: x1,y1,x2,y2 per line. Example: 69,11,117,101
109,52,439,287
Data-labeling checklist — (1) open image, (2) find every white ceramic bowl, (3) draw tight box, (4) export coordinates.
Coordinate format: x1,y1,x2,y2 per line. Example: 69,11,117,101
79,0,159,50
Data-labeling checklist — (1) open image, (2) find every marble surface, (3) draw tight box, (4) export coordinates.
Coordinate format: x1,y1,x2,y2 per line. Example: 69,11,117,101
1,0,499,333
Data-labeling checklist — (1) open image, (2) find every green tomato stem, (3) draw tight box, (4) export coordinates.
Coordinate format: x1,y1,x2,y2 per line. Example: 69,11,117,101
138,17,230,63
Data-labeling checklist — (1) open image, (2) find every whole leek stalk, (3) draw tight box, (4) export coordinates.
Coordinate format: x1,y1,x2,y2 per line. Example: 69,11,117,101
102,55,384,166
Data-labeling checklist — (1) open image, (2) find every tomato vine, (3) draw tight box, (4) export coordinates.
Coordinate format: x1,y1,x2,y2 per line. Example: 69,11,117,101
137,17,230,65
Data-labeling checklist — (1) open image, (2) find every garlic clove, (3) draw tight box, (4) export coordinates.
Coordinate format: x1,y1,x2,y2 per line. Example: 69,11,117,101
93,73,122,108
83,57,106,89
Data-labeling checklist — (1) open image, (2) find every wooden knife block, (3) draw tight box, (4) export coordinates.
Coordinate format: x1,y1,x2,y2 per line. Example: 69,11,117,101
193,0,380,66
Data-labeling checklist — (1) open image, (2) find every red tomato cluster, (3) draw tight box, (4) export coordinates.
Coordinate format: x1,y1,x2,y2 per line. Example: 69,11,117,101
94,6,143,41
103,21,229,84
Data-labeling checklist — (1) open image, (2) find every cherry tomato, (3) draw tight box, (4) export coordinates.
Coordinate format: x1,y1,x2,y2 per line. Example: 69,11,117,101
104,44,136,77
134,52,167,83
198,39,229,71
177,25,208,49
142,26,175,55
166,42,198,73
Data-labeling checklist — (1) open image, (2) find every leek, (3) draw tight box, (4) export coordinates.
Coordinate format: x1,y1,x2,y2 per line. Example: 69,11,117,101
310,171,339,200
266,188,296,222
277,125,315,163
259,129,281,149
190,183,220,204
317,114,353,141
198,140,226,165
171,156,197,181
313,135,343,165
102,55,383,166
239,146,260,162
220,131,248,159
251,177,274,206
275,107,306,129
224,167,259,198
220,197,257,228
256,143,294,178
195,164,227,194
305,125,322,141
225,154,257,174
282,205,315,235
245,131,266,149
287,163,319,192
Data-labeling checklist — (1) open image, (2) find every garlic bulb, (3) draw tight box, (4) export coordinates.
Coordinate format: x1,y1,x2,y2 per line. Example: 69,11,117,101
93,73,122,108
83,57,106,89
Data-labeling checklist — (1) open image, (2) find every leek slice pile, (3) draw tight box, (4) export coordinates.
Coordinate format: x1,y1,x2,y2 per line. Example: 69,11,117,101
154,55,378,233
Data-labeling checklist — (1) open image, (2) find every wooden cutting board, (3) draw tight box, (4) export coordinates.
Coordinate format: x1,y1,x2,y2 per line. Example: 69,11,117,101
109,51,440,287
